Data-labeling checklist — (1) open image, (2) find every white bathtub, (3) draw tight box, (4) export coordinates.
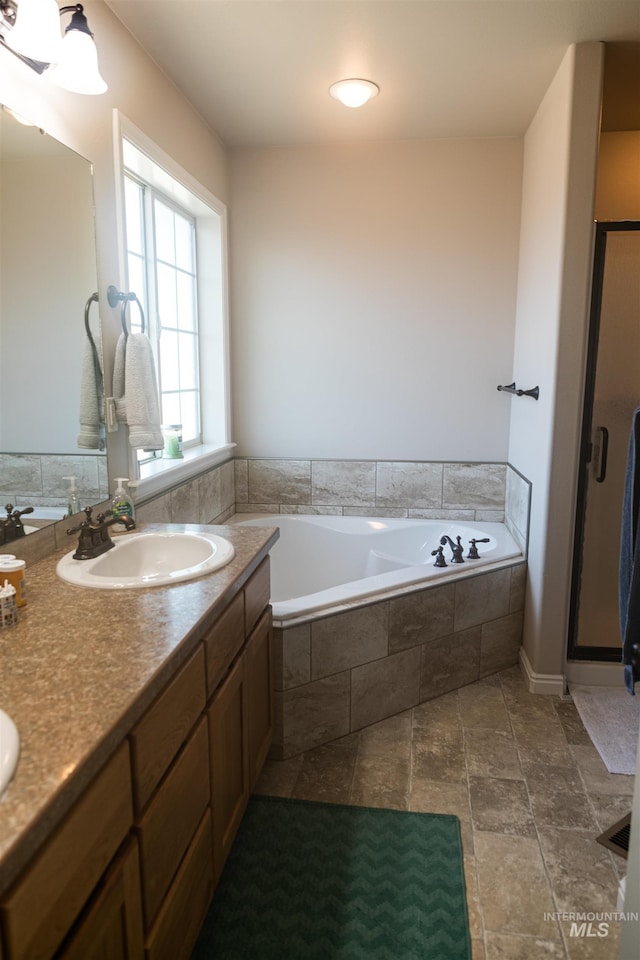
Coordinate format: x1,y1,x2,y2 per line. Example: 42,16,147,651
236,514,523,624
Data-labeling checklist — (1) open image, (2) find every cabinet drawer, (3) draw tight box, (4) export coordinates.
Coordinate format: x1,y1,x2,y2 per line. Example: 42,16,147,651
1,742,132,960
244,558,270,635
204,591,244,697
59,839,144,960
130,645,206,814
144,810,213,960
137,717,210,930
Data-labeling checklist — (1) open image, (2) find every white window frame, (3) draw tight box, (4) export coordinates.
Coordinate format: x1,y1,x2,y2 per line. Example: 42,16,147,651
112,111,234,501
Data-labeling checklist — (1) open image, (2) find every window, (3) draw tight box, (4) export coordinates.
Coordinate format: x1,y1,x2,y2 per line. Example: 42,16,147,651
123,173,201,448
116,118,232,493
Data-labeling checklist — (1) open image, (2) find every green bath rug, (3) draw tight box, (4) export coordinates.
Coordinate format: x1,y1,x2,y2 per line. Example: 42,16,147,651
190,795,472,960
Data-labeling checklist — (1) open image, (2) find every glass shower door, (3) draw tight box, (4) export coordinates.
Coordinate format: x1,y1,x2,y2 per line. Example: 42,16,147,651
570,224,640,658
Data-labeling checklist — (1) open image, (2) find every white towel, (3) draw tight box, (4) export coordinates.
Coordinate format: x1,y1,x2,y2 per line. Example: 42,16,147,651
77,332,104,449
112,332,164,449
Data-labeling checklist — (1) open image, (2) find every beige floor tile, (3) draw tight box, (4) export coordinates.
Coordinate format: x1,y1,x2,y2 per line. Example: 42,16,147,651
412,689,461,732
474,831,559,938
472,938,486,959
459,681,512,732
465,728,523,780
560,917,621,959
521,760,583,792
469,776,536,837
357,713,412,759
587,793,633,831
537,826,621,916
464,855,484,941
528,783,598,831
511,720,575,766
409,777,472,822
553,700,593,746
254,755,304,797
349,753,410,809
570,745,636,797
412,731,467,782
291,741,358,803
484,932,567,958
503,687,562,723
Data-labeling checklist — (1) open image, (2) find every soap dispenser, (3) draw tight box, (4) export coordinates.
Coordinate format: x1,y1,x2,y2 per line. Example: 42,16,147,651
111,478,135,524
63,477,80,516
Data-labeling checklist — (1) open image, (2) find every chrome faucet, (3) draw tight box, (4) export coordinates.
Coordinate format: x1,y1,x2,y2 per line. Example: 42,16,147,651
440,534,465,563
67,506,136,560
0,504,34,544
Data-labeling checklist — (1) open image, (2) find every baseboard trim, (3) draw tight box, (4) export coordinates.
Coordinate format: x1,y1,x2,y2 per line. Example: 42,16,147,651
564,659,625,687
519,648,566,695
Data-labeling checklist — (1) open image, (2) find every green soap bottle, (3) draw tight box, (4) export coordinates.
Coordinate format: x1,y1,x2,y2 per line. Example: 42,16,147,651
111,478,135,522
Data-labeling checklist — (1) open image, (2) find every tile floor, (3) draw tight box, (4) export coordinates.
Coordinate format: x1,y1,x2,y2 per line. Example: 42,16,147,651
254,665,635,959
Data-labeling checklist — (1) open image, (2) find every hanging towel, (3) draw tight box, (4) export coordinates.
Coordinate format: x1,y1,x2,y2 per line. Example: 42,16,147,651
111,332,164,450
619,407,640,694
77,329,105,449
112,333,127,424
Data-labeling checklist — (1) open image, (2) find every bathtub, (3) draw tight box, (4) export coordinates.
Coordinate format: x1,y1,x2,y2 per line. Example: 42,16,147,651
236,513,526,758
237,514,522,625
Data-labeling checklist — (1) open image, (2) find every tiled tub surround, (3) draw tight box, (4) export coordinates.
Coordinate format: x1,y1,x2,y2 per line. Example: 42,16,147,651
271,560,527,758
235,458,531,551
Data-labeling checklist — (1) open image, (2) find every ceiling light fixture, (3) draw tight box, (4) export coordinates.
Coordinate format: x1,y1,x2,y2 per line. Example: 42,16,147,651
0,0,107,94
329,78,379,109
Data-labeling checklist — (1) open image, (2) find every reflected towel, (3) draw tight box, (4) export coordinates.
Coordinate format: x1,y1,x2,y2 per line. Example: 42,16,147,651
111,332,164,450
77,331,104,449
619,407,640,694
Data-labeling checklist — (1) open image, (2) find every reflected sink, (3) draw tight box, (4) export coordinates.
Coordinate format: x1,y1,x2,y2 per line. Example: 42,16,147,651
0,709,19,798
56,531,235,590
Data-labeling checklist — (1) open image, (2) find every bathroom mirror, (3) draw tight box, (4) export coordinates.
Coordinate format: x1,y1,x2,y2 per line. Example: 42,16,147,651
0,106,108,531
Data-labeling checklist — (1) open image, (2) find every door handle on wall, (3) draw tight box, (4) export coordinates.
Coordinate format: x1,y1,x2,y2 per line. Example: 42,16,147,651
595,426,609,483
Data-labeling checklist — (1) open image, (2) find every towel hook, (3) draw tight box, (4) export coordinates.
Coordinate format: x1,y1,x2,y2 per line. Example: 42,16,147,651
120,295,146,338
107,285,146,337
83,292,103,392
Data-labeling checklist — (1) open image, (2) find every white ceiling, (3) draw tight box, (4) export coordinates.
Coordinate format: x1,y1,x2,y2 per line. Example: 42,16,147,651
106,1,640,147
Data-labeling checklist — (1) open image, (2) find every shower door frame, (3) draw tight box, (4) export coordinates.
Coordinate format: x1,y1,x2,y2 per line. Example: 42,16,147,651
568,220,640,662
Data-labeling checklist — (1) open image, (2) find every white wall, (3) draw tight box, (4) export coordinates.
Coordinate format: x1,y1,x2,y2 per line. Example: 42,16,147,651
508,43,604,680
0,0,228,477
229,138,523,460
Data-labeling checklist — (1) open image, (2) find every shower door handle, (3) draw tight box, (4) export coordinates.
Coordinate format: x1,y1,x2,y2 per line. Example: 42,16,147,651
595,426,609,483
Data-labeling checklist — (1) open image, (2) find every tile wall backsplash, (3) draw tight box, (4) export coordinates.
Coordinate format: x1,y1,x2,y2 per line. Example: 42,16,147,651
10,456,530,566
0,452,108,510
235,458,531,545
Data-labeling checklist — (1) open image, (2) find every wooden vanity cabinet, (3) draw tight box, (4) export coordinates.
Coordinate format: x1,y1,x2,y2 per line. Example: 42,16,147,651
0,552,275,960
0,742,135,960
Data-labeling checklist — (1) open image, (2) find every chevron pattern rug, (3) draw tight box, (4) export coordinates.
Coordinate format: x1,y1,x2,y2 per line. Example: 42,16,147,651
191,796,471,959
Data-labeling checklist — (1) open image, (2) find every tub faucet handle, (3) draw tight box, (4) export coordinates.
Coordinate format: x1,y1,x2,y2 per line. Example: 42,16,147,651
467,537,491,559
431,546,447,568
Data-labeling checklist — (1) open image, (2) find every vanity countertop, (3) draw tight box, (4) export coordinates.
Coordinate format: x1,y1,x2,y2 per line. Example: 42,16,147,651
0,521,279,897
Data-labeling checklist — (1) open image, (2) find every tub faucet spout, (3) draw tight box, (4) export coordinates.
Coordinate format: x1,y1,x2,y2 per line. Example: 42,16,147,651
440,535,465,563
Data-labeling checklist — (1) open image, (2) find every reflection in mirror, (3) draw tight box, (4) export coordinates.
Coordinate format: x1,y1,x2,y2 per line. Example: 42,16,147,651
0,106,108,534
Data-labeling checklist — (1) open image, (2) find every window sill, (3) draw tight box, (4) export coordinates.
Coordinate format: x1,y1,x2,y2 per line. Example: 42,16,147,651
130,442,236,504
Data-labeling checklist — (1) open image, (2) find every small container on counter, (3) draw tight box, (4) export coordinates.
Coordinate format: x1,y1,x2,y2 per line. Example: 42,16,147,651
0,580,18,628
0,558,26,607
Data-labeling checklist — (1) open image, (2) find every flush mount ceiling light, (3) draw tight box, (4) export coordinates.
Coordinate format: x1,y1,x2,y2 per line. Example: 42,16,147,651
329,78,379,109
0,0,107,94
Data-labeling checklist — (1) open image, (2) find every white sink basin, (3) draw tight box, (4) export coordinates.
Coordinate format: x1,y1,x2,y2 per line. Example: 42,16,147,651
0,709,19,798
57,531,235,590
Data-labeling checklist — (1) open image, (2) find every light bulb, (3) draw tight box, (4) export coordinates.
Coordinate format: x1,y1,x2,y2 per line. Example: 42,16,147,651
329,79,379,109
6,0,62,63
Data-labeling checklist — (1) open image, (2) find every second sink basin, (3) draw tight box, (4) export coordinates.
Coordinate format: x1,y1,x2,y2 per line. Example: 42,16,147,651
57,531,235,589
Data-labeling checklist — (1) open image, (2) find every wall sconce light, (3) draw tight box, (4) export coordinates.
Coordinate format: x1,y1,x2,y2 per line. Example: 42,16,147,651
0,0,107,94
329,78,380,108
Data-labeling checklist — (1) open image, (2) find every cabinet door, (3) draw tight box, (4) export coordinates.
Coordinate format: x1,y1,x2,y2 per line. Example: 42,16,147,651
245,608,274,789
208,655,249,884
59,839,144,960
